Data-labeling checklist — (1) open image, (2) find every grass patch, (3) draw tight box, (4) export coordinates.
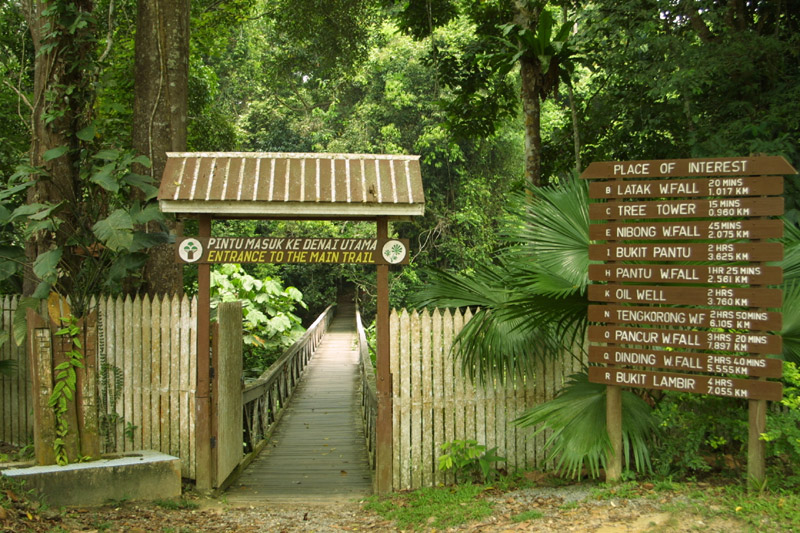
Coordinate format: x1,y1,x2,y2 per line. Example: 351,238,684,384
590,481,641,500
512,509,543,522
154,498,199,510
365,484,493,530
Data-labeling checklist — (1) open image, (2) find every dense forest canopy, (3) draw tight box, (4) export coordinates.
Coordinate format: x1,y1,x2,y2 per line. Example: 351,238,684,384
0,0,797,315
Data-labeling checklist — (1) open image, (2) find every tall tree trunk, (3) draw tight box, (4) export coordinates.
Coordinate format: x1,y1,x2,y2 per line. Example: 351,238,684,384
519,58,543,187
132,0,190,296
514,0,544,187
21,0,95,297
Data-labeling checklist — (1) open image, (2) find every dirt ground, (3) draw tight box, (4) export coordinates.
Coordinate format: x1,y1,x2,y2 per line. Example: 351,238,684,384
0,481,752,533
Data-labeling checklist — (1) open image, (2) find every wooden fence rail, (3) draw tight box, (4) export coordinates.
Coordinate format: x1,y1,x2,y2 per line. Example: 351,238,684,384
390,307,585,491
356,305,378,469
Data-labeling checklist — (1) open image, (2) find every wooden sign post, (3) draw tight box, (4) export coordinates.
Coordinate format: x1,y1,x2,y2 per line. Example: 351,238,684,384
580,156,796,486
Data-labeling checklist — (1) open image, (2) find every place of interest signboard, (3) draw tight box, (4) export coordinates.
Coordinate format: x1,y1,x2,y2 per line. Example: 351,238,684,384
175,237,410,265
580,155,794,401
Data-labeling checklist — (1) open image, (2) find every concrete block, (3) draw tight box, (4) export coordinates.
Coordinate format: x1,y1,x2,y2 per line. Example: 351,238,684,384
1,450,181,507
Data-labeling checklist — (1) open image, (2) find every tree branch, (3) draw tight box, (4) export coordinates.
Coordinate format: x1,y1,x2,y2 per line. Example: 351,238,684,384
680,0,716,42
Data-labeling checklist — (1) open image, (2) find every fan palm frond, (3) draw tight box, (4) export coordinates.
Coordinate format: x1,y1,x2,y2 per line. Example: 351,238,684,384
515,373,656,478
781,281,800,364
781,219,800,282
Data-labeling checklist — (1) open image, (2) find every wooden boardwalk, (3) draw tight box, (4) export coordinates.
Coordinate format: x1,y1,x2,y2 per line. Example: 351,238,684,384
225,303,373,503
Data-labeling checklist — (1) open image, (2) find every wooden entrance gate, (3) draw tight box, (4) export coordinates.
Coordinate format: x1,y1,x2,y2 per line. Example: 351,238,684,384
157,152,425,492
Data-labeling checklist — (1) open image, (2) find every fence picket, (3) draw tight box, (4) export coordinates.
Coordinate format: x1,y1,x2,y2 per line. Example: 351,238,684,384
441,308,455,485
398,309,411,490
390,309,401,490
389,307,574,489
431,308,444,486
140,295,152,451
132,295,143,451
420,309,433,488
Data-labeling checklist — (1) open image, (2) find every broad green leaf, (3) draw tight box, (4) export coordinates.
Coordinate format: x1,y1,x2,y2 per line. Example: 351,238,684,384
13,297,41,346
9,203,51,223
27,203,60,221
0,181,35,202
76,123,96,141
93,149,120,161
92,209,134,251
33,248,63,282
90,163,119,193
132,155,151,168
43,146,68,161
130,231,169,253
31,280,52,299
0,246,24,282
129,202,164,225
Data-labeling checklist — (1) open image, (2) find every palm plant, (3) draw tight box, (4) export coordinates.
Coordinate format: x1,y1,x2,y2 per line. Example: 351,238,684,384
415,177,657,477
414,178,592,382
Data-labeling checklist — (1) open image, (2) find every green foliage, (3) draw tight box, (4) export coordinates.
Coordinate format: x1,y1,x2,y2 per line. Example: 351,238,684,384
364,484,493,531
0,358,15,377
516,373,656,479
761,362,800,487
49,316,84,466
0,148,166,321
438,439,506,483
414,178,591,382
511,509,543,522
154,498,199,510
651,392,748,478
210,264,306,376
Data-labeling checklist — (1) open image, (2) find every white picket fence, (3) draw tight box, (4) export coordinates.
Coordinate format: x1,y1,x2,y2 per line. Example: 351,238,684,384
98,294,198,479
390,308,584,490
4,295,582,487
0,294,198,478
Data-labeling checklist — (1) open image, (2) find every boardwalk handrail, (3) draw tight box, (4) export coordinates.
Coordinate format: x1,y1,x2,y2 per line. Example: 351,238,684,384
356,304,378,469
241,304,336,454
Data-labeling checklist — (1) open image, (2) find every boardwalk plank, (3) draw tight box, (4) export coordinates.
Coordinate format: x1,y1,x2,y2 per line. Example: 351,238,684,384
225,302,372,503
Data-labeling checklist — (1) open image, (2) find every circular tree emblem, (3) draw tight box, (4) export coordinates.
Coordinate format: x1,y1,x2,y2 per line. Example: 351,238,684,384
179,238,203,263
382,239,407,264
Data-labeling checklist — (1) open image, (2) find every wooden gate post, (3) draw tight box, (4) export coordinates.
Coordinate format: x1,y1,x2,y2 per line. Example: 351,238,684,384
375,216,393,493
196,214,213,491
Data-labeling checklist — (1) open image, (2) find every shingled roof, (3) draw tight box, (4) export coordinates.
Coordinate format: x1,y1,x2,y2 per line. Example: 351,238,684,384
157,152,425,219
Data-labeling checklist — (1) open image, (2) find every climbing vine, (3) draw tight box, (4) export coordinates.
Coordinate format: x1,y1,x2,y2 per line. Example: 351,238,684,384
49,315,84,465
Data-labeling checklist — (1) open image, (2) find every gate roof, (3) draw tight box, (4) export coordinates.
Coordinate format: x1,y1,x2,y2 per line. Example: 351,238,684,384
157,152,425,219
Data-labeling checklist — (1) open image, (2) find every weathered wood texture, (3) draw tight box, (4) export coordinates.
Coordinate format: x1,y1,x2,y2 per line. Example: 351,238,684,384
0,296,33,447
356,304,378,471
215,302,243,486
390,308,585,491
226,302,373,503
97,294,198,479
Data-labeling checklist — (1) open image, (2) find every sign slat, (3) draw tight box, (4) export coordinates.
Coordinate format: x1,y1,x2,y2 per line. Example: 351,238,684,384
589,367,782,402
579,156,797,179
590,219,783,241
589,242,783,262
588,346,783,378
588,325,782,354
588,284,782,307
588,304,781,331
589,197,783,220
589,264,783,285
589,176,783,199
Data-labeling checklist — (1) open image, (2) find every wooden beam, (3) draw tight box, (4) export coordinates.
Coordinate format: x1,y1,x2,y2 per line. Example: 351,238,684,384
605,384,622,482
375,216,393,493
195,214,213,491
